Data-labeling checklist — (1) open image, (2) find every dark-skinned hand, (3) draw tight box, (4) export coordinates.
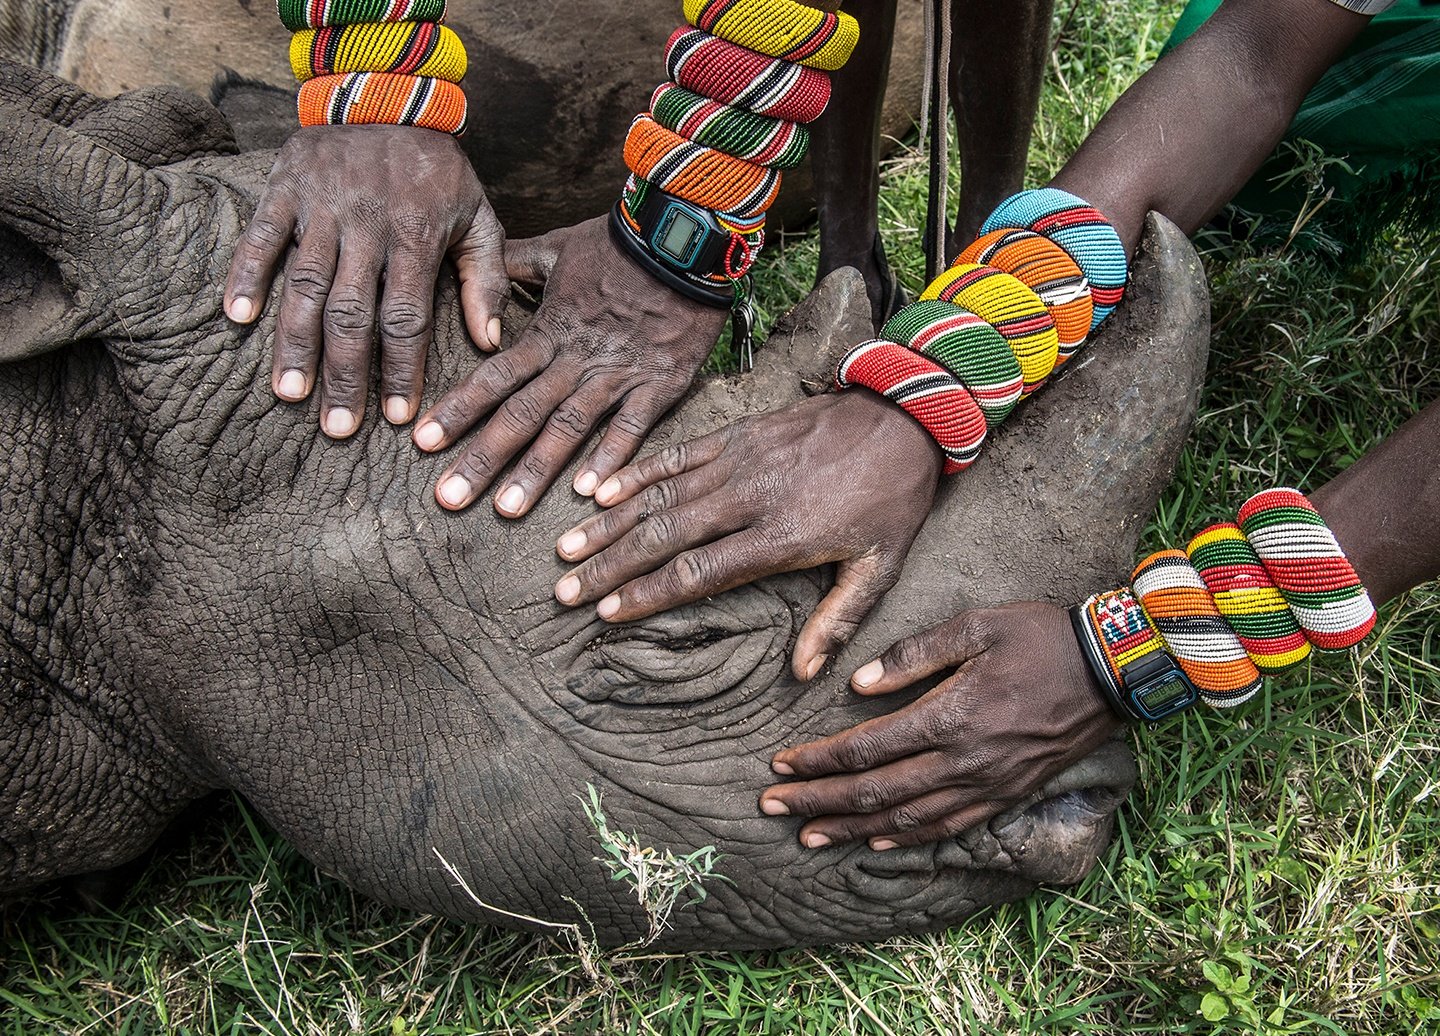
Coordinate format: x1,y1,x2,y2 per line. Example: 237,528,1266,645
224,125,508,438
551,390,941,680
758,601,1122,850
413,215,727,518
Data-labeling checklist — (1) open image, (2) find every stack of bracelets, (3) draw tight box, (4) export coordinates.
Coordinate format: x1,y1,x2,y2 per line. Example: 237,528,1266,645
279,0,469,135
610,0,859,353
1070,487,1377,723
835,186,1125,473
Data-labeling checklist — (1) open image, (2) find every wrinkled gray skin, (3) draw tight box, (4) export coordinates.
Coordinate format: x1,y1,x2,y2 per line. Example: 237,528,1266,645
0,68,1210,949
0,0,924,237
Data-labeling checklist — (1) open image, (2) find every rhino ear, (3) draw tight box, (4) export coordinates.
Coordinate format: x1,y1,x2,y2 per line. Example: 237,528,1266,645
0,98,236,361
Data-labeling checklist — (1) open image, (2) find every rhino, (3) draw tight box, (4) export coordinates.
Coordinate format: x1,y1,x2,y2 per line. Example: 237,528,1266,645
0,64,1209,949
0,0,927,237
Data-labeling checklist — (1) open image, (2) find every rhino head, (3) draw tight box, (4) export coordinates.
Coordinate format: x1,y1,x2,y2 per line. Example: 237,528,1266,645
0,63,1209,949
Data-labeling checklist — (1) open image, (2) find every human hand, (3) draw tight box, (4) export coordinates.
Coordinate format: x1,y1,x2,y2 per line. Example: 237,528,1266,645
224,125,508,437
758,601,1122,849
551,390,941,680
413,216,728,518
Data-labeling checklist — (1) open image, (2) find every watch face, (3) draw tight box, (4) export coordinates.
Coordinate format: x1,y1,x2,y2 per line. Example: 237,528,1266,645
655,208,704,267
1130,669,1199,721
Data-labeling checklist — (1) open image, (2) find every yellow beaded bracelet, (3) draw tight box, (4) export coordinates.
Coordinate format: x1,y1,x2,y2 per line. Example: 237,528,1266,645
682,0,859,72
290,20,467,84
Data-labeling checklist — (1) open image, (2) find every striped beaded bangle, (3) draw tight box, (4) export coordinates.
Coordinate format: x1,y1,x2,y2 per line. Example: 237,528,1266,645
834,340,987,474
921,264,1059,398
1187,522,1312,673
278,0,446,31
650,83,809,170
956,229,1092,366
880,300,1022,427
290,21,466,83
683,0,860,71
297,71,467,133
1131,550,1264,707
1237,488,1376,650
665,27,832,125
981,188,1127,329
623,114,781,221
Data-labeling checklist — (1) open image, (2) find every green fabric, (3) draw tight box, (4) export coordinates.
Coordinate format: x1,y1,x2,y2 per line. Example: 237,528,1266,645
1162,0,1440,240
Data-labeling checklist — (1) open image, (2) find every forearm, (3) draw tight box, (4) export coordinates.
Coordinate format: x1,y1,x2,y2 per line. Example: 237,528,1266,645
1050,0,1369,253
1311,396,1440,606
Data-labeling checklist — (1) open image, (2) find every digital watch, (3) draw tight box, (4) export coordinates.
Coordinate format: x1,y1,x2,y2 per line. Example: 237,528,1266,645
1070,589,1199,724
609,185,758,367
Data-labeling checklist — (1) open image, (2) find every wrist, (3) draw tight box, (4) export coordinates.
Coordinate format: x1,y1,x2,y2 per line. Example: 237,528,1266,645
835,389,944,483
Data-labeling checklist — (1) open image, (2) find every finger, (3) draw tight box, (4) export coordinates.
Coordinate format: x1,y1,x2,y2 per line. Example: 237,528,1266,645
864,800,1006,851
412,336,552,453
491,379,616,519
557,462,733,563
791,553,904,683
377,239,445,425
589,425,732,507
796,787,999,850
573,386,682,498
594,527,787,623
453,195,509,351
270,229,339,402
434,367,576,510
225,183,296,323
758,752,953,824
503,229,565,290
769,693,951,779
556,489,748,606
316,245,385,439
849,610,996,696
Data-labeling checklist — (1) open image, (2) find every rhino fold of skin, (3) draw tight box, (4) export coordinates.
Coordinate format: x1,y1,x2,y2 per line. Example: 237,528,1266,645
0,65,1211,950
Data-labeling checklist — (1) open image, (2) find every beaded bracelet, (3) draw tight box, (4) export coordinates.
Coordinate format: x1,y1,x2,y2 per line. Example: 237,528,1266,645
290,21,467,83
683,0,860,71
650,83,810,170
921,263,1060,398
1076,487,1376,722
664,27,832,125
834,340,987,474
623,113,782,221
278,0,447,31
297,71,467,132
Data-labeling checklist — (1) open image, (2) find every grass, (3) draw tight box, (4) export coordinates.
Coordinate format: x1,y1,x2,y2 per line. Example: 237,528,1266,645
4,1,1439,1032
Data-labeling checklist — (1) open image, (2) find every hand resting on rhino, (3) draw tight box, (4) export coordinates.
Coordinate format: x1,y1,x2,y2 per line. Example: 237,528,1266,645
0,66,1211,949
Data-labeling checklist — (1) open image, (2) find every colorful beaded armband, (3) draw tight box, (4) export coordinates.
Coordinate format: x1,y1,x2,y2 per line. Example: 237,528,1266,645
279,0,467,134
610,0,852,331
836,187,1127,473
1076,487,1376,722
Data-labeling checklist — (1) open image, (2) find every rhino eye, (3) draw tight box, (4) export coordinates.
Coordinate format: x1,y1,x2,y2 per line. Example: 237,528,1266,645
564,586,791,708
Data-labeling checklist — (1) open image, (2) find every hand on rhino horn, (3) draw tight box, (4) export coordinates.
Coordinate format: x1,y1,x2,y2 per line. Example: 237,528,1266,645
223,125,508,437
758,601,1122,850
551,390,941,680
413,216,728,518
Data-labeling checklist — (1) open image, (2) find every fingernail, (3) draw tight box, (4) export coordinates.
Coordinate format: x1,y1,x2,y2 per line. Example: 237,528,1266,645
871,839,898,852
595,478,622,505
496,485,525,515
414,421,445,451
384,395,411,424
558,530,587,558
804,833,832,850
324,408,356,438
771,759,794,776
853,660,884,689
487,317,502,348
803,655,828,681
228,296,254,322
597,594,620,620
555,575,581,605
277,369,306,400
760,798,789,816
573,471,599,497
438,475,472,507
